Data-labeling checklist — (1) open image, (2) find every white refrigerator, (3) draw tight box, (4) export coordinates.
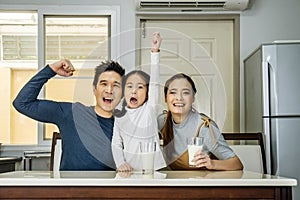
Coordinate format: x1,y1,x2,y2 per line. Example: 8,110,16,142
244,42,300,199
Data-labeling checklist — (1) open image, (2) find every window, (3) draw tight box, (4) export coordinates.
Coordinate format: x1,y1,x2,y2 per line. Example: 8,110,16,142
43,16,110,140
44,16,109,62
0,10,112,145
0,12,38,145
0,12,38,63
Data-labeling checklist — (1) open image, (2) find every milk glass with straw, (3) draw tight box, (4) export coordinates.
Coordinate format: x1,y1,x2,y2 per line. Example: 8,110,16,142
140,141,156,174
187,137,204,167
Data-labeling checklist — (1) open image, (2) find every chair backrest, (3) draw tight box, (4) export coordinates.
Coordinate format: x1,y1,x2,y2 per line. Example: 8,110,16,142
50,132,62,171
222,132,266,174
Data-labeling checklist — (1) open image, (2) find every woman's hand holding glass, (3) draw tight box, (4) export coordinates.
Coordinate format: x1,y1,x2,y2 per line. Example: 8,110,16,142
193,151,214,169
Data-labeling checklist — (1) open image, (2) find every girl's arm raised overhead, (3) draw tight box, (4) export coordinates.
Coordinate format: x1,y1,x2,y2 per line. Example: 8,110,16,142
149,32,162,115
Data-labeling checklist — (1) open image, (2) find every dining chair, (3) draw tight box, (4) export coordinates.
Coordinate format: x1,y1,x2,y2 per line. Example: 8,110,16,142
50,132,62,171
222,132,267,174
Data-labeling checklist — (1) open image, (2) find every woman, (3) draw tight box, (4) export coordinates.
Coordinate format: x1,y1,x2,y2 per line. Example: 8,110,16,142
158,73,243,170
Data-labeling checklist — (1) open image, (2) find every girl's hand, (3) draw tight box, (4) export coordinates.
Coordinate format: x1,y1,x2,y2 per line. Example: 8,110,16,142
151,32,162,52
117,162,133,172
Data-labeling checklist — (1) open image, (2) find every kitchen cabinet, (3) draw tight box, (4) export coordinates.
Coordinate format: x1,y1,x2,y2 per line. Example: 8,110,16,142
0,157,22,173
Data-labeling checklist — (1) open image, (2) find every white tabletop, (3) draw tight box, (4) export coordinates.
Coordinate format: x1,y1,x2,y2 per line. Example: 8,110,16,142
0,170,297,187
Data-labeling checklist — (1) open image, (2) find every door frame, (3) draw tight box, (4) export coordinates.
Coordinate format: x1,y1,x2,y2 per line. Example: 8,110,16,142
135,14,241,131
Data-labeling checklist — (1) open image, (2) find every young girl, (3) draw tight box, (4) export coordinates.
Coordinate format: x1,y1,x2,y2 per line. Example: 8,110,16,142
112,32,166,172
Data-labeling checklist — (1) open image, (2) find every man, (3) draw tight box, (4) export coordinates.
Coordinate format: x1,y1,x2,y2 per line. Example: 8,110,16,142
13,59,125,170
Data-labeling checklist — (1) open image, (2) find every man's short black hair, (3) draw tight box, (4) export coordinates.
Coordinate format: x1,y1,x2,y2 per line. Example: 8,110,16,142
93,60,125,88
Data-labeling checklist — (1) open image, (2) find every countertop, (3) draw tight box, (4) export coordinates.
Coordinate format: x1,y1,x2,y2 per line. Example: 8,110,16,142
0,170,297,187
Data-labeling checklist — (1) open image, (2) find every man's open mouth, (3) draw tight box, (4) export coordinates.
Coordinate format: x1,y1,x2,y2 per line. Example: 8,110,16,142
103,97,113,103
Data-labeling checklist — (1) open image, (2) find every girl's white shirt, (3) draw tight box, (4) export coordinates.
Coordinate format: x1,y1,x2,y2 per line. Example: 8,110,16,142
112,52,166,171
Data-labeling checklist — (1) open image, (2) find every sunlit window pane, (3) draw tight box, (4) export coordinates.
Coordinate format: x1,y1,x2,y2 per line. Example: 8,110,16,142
3,35,37,60
0,12,38,67
0,12,38,145
45,16,109,63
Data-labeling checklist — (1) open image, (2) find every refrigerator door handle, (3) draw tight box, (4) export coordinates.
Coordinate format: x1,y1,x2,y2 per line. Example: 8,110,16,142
262,59,278,175
262,59,271,117
263,118,271,174
262,60,272,174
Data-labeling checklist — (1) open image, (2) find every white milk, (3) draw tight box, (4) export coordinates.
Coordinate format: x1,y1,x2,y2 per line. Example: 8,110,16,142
141,152,155,174
188,144,203,166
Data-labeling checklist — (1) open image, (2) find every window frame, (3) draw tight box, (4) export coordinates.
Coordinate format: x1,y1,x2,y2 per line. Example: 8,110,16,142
37,6,120,145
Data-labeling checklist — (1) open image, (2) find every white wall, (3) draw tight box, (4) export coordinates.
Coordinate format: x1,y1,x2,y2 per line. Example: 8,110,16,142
240,0,300,130
241,0,300,60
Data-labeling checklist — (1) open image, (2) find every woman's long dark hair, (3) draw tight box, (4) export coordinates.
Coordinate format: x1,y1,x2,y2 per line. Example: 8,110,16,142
113,70,150,117
160,73,197,146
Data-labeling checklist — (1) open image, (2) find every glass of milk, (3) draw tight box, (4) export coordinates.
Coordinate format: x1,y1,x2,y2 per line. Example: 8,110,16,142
187,137,204,167
140,141,156,174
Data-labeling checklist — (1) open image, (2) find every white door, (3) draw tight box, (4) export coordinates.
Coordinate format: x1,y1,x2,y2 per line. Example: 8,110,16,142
139,20,236,131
